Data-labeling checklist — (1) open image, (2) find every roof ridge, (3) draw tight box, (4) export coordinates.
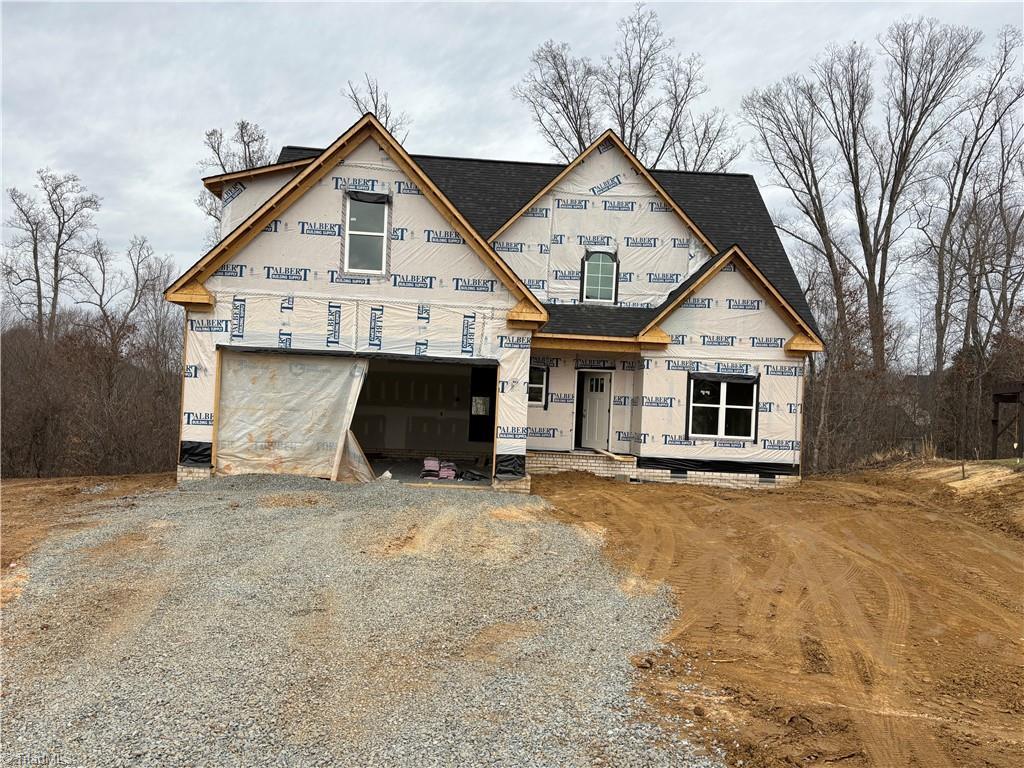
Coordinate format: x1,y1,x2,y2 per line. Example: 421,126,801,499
413,153,566,169
278,146,754,180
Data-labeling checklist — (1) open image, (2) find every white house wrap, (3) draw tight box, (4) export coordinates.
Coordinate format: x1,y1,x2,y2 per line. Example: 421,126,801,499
168,116,822,488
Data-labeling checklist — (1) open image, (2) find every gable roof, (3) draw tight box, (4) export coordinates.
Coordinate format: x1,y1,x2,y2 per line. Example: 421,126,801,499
204,137,819,337
639,244,822,350
168,115,547,322
264,144,819,337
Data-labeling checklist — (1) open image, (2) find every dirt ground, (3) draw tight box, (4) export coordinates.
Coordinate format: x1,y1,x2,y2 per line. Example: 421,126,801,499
1,474,174,603
534,462,1024,768
3,464,1021,766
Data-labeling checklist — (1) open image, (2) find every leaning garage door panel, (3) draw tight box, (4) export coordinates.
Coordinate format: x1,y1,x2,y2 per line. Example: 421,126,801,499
216,351,367,477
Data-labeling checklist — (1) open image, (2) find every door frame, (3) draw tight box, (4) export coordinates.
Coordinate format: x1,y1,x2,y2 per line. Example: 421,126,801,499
573,369,613,451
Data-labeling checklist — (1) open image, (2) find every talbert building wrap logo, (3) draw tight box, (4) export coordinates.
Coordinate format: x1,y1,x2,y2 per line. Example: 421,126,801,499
453,278,497,293
603,200,636,212
264,266,311,282
763,439,800,451
230,297,246,340
213,263,246,278
764,364,804,377
327,271,370,285
326,302,343,347
727,298,763,311
184,411,214,427
298,221,343,237
424,229,465,245
368,306,384,350
395,180,422,195
222,182,245,206
391,274,436,289
662,434,695,446
523,206,551,218
333,176,378,192
497,335,531,349
590,174,623,195
493,241,525,253
189,318,229,333
461,314,476,356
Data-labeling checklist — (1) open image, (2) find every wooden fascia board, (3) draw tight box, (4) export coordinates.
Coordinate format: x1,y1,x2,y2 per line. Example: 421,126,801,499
508,298,547,323
166,281,214,308
165,117,376,299
486,130,717,256
729,251,822,346
488,130,615,243
531,332,669,354
639,246,824,351
784,333,824,354
202,158,314,196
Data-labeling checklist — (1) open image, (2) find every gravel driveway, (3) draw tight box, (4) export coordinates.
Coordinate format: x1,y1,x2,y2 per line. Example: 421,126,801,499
2,475,721,768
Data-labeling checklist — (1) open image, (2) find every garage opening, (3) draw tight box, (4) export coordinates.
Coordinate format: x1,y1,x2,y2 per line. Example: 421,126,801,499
351,358,496,484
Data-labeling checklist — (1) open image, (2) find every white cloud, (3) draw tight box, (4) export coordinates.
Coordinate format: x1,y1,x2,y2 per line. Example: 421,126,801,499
2,1,1019,273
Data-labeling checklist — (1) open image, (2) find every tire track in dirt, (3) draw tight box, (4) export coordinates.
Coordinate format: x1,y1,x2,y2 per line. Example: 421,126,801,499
534,468,1024,768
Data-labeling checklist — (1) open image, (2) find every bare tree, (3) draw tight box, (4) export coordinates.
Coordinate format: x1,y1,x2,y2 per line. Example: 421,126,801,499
744,17,984,371
345,73,412,140
669,107,744,173
3,188,50,338
2,169,101,342
135,254,183,376
512,41,602,163
742,76,856,356
513,3,741,170
73,235,158,358
194,120,274,243
917,26,1023,374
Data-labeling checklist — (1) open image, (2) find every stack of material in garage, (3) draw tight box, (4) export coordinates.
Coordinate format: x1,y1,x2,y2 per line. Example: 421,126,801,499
439,461,457,480
420,457,440,479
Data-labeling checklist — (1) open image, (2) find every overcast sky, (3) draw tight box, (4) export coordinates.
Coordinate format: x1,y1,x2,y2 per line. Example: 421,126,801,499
2,1,1020,273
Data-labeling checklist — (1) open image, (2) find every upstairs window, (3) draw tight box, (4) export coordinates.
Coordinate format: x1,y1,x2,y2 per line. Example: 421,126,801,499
688,374,758,440
582,251,617,303
345,192,389,274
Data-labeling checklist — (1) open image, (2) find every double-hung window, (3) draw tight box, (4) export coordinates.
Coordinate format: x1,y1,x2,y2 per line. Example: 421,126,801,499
528,366,548,406
582,251,617,303
688,374,758,440
345,192,389,274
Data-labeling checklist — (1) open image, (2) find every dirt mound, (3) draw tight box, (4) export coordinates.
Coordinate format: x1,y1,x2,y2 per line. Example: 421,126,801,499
534,467,1024,768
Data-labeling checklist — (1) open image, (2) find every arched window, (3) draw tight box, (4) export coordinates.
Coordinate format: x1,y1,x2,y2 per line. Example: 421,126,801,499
582,251,617,303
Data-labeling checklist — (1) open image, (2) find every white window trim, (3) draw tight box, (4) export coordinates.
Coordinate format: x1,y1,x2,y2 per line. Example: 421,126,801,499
343,196,390,275
527,366,548,407
582,251,617,304
688,376,758,441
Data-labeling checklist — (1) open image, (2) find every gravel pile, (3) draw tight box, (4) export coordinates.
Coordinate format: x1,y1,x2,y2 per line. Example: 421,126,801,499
2,475,722,768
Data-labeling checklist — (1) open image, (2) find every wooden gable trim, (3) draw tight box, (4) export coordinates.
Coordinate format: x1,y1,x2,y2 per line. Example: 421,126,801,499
531,328,671,355
639,245,824,351
166,114,547,322
487,129,717,255
202,158,313,196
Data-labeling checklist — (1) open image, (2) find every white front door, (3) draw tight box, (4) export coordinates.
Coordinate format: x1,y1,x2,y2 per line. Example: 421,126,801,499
580,372,611,450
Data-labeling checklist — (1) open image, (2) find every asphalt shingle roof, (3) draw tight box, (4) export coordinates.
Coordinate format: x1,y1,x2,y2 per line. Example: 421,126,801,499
272,146,818,337
540,304,658,338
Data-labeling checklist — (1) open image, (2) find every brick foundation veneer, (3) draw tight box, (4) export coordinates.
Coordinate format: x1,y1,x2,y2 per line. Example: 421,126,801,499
526,451,800,490
176,464,213,484
492,475,532,494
